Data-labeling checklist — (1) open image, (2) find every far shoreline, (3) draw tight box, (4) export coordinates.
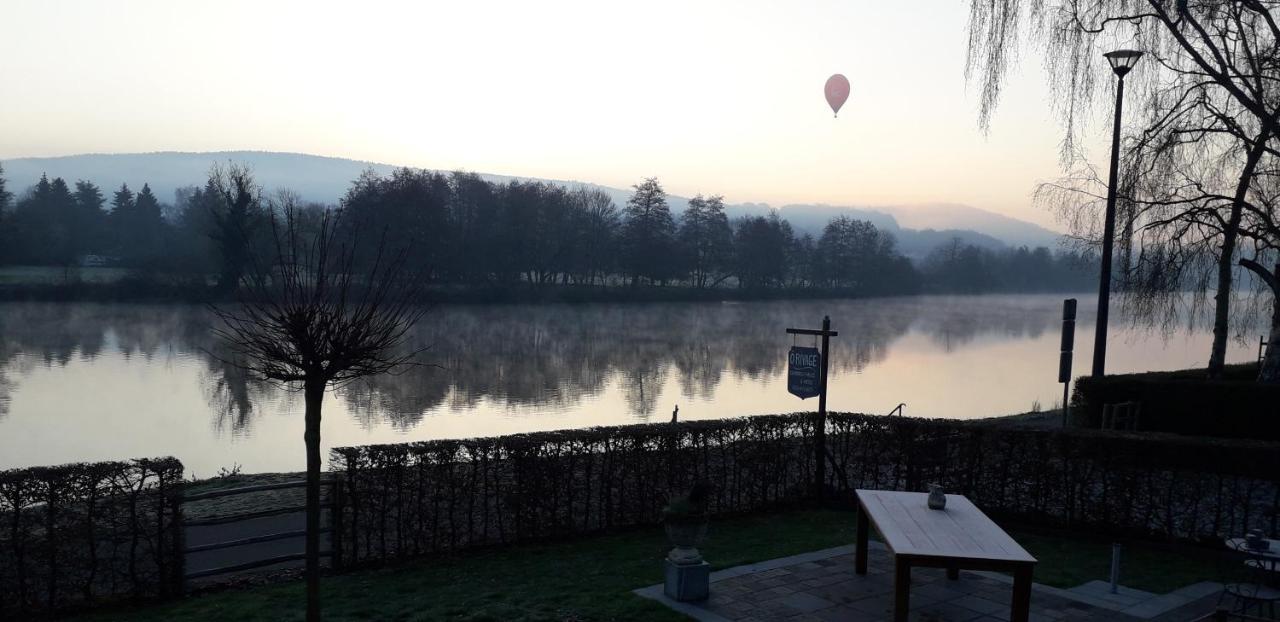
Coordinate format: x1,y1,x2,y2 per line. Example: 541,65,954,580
0,278,1093,307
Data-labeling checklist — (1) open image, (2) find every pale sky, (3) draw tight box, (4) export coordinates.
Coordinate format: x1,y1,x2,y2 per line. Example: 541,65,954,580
0,0,1116,231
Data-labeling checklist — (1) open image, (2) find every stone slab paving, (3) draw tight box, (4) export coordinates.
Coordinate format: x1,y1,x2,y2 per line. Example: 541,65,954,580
636,543,1226,621
1066,580,1226,618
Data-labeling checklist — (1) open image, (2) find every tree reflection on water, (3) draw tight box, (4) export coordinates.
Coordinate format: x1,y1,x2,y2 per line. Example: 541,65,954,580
0,297,1070,432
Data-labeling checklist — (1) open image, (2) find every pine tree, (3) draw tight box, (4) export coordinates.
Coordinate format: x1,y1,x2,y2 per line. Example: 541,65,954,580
7,175,54,263
73,181,108,257
110,183,167,268
107,183,134,263
0,165,10,264
132,184,166,267
9,175,79,267
0,164,11,215
74,181,106,214
47,177,78,269
134,184,162,221
33,173,53,203
112,183,135,215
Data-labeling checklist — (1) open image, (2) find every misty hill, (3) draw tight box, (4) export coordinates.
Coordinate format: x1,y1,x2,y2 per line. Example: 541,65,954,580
0,151,617,207
733,204,1012,259
0,151,1062,259
883,203,1062,250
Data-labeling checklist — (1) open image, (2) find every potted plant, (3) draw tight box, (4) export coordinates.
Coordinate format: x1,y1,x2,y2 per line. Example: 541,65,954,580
663,480,711,564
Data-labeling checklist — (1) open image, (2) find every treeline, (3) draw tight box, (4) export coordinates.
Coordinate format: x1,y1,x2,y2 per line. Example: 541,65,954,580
331,170,919,294
921,238,1095,293
0,171,167,269
0,163,1092,298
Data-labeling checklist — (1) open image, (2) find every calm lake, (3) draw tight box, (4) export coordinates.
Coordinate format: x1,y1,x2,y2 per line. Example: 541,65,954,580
0,295,1258,475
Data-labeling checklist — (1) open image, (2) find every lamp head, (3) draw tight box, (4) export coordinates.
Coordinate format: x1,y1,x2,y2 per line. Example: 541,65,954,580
1104,49,1143,77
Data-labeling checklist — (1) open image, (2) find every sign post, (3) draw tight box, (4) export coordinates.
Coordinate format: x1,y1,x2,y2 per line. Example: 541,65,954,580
1059,299,1077,427
786,316,838,499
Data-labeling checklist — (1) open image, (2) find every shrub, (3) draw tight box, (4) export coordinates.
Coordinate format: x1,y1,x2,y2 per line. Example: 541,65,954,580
1071,363,1280,439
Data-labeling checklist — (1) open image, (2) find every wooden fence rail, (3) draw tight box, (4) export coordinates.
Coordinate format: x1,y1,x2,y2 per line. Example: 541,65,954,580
180,478,341,581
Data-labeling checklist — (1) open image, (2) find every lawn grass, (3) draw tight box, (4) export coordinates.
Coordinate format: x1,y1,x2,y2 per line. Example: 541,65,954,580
72,508,1239,621
1010,527,1241,594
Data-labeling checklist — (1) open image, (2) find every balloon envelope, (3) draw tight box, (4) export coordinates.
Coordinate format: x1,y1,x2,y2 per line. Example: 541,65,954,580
824,74,850,116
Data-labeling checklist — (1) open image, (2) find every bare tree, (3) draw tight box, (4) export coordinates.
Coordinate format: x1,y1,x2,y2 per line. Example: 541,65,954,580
568,187,620,286
212,196,427,621
678,194,734,289
207,163,266,294
967,0,1280,377
1236,166,1280,381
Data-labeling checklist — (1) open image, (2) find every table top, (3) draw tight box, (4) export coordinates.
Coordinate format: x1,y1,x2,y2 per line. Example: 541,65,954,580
1227,538,1280,559
856,489,1036,564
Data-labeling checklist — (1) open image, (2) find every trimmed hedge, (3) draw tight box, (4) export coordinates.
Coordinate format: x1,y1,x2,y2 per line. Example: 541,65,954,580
0,458,184,617
331,413,1280,567
1071,363,1280,439
827,414,1279,540
330,415,815,564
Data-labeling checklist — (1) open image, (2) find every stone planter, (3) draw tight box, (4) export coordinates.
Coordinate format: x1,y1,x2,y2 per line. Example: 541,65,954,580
664,518,708,564
663,517,711,602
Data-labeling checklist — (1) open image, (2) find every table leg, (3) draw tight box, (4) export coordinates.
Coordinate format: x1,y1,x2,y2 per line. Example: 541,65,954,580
855,503,869,575
1011,564,1033,622
893,556,911,622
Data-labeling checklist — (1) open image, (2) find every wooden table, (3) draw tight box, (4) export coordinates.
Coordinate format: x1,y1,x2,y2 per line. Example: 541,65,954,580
855,489,1037,622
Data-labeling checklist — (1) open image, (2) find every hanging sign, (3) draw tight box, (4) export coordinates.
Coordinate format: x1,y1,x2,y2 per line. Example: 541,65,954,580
787,346,821,399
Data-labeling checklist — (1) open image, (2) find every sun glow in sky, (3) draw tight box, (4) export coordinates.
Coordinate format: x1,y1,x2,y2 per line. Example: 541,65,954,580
0,0,1115,230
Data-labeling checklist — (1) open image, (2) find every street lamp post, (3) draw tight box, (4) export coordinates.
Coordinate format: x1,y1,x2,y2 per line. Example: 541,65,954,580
1091,49,1143,378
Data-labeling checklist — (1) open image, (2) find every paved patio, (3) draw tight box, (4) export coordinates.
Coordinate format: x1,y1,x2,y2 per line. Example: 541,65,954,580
637,543,1227,621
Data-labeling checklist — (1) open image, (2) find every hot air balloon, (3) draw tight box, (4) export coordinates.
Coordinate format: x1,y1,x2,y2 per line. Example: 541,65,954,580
824,74,850,117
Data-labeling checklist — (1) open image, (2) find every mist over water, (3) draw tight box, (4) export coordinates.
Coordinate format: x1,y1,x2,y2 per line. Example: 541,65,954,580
0,295,1257,475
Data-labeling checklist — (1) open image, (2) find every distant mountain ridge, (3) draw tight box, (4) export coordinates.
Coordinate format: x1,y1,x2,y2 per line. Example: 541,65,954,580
0,151,1064,259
